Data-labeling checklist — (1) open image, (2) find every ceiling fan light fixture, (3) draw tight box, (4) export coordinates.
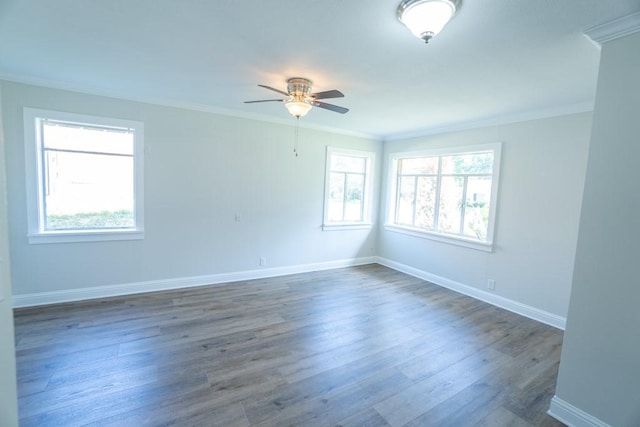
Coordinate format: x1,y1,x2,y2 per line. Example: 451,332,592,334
245,77,347,117
397,0,460,43
285,100,312,118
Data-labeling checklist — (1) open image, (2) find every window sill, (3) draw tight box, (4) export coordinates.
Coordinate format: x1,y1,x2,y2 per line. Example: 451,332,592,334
322,223,373,231
384,224,493,252
28,229,144,244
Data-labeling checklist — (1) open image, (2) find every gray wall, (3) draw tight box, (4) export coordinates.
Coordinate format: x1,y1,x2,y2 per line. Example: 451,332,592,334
0,84,19,426
378,113,592,319
554,31,640,426
1,81,381,298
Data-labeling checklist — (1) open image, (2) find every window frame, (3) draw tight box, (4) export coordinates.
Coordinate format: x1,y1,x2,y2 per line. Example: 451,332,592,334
23,108,144,244
322,146,375,231
385,143,501,252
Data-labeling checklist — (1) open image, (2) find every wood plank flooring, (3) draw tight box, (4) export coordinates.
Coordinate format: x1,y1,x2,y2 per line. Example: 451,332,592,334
13,264,566,426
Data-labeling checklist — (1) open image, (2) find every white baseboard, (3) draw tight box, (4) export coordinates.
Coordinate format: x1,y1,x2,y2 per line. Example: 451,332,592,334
13,255,568,332
548,396,611,427
375,257,566,330
12,256,378,308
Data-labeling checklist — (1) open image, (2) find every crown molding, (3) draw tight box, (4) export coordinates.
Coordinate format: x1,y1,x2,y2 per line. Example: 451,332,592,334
383,101,593,142
584,11,640,46
0,74,378,141
0,73,594,144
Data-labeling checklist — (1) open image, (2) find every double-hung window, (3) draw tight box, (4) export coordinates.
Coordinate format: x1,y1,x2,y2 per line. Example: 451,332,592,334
323,147,375,230
24,108,144,244
386,143,501,251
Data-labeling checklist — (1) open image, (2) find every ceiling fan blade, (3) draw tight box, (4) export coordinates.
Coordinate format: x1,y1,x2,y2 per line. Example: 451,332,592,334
258,84,289,96
244,99,284,103
312,101,349,114
310,89,344,100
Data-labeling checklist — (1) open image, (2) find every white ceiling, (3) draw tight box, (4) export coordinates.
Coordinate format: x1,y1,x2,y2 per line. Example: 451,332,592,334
1,0,638,140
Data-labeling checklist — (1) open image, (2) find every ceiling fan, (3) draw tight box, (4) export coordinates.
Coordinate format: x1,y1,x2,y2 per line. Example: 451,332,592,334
245,77,349,118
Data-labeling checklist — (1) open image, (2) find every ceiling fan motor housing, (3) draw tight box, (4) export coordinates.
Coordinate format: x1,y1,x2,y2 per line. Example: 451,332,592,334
287,77,312,101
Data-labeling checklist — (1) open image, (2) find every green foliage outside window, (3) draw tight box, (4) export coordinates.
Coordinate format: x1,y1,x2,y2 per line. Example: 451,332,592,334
46,210,134,230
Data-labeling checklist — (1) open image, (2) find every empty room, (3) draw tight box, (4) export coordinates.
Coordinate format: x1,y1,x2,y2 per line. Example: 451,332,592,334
0,1,639,426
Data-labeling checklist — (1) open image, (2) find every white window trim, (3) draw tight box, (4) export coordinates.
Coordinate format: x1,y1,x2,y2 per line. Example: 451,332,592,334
23,108,145,244
322,146,375,231
385,143,501,252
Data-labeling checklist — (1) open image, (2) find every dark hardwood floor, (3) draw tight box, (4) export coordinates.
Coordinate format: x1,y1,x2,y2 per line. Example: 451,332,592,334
14,264,565,426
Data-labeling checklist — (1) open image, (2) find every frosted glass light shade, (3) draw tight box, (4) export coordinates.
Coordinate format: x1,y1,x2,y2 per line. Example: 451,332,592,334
285,101,312,117
397,0,459,43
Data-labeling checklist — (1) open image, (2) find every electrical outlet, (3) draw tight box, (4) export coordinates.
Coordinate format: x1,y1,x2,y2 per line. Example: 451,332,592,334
487,279,496,290
234,214,241,222
259,257,267,266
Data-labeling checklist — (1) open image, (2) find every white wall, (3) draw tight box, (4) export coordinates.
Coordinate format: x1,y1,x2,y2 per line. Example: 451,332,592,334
0,83,19,427
553,31,640,427
378,113,592,321
2,81,593,324
0,70,603,427
1,81,381,299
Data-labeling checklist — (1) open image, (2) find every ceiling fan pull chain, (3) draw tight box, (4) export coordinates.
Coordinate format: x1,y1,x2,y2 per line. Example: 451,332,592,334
294,117,299,157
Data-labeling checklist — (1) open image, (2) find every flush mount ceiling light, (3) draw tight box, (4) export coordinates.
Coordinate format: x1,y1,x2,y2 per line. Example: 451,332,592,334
397,0,460,43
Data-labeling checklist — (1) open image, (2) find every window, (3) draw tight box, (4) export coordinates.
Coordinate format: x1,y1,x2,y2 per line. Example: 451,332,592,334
386,143,501,251
24,108,144,244
323,147,375,230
